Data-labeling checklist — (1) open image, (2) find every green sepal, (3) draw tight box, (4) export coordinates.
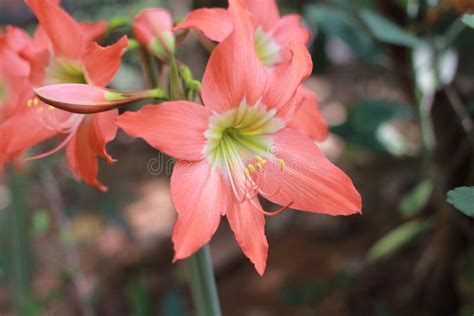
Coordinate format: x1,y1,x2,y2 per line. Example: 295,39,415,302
104,91,127,101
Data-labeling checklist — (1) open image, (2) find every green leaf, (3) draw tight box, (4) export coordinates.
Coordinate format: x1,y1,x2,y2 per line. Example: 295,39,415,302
399,180,433,216
368,219,434,261
447,186,474,217
304,5,383,62
462,14,474,28
360,10,422,48
331,99,412,154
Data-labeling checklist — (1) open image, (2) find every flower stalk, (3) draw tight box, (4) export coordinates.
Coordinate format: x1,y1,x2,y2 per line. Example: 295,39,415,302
168,54,185,100
5,169,33,315
139,46,159,89
186,245,222,316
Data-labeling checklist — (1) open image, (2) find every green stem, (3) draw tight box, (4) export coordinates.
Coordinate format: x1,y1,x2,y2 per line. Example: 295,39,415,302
5,169,33,315
168,54,185,100
139,47,158,89
186,244,222,316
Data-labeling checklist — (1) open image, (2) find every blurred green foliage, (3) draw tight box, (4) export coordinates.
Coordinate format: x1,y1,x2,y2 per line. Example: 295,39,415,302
399,179,433,217
368,219,434,262
331,100,412,155
447,186,474,217
360,9,422,48
305,4,383,63
462,14,474,28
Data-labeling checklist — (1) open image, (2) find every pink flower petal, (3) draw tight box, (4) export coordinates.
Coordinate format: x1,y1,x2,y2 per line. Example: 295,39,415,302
25,0,86,60
66,111,117,192
260,128,362,215
241,0,280,31
116,101,211,161
171,159,230,260
90,110,118,164
263,43,312,120
227,198,268,275
201,0,267,113
174,8,232,42
270,14,311,61
82,36,128,87
287,86,328,141
1,107,57,161
80,21,107,43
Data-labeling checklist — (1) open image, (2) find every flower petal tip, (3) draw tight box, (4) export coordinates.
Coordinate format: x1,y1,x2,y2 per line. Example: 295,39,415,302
255,263,266,276
172,251,187,263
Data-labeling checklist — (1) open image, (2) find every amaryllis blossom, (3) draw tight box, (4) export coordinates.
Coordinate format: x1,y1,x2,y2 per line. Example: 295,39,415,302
133,8,175,61
175,0,327,141
118,0,361,275
25,0,128,191
0,26,55,171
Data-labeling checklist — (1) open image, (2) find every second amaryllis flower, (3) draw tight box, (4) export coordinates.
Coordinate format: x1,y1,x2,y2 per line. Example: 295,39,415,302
175,0,327,141
25,0,128,191
117,0,361,275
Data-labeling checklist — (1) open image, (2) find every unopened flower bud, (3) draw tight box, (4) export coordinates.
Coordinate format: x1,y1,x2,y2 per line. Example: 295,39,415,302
133,9,176,62
34,84,166,114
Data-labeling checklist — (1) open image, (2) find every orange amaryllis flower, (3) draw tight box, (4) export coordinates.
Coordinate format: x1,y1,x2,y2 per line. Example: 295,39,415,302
175,0,327,141
25,0,128,191
0,26,55,171
133,8,175,61
118,0,361,275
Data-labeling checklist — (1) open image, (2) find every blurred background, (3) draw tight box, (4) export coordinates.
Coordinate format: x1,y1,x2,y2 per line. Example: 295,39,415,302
1,0,474,315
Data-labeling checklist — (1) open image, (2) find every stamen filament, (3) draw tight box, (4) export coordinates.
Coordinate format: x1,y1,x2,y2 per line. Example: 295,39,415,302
25,130,77,161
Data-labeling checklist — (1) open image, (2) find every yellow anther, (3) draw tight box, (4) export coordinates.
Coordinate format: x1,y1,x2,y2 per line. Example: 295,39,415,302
33,97,39,106
256,162,264,172
244,168,250,178
247,164,256,173
36,106,44,113
47,105,55,110
27,99,34,107
256,155,266,165
278,159,285,171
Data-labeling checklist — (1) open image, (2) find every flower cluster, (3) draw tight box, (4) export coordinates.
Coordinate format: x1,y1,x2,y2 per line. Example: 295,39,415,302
0,0,361,275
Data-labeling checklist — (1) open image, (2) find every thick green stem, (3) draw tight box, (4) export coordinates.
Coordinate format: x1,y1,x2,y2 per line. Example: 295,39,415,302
5,169,33,315
186,244,222,316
